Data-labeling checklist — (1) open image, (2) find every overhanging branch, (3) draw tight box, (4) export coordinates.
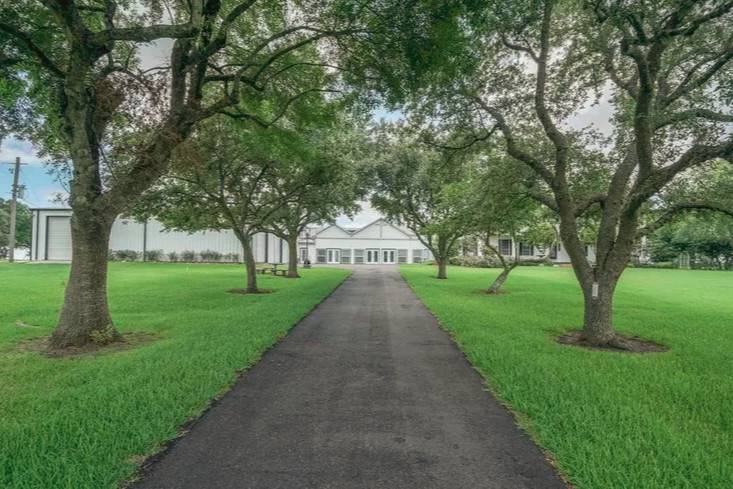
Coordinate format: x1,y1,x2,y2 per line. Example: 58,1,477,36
639,202,733,235
0,22,65,77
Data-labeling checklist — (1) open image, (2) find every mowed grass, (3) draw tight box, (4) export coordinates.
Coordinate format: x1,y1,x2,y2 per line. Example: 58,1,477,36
0,262,349,489
400,265,733,489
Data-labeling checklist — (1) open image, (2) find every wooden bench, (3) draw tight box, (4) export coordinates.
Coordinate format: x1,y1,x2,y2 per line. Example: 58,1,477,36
256,264,288,276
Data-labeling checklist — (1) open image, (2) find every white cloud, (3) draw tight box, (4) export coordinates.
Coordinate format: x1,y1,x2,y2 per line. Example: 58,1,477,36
0,137,45,165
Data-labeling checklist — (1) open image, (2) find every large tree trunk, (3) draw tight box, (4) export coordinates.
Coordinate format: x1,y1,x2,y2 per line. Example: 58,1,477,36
49,215,120,349
436,258,447,279
580,278,618,345
287,236,299,278
487,263,517,294
241,237,259,293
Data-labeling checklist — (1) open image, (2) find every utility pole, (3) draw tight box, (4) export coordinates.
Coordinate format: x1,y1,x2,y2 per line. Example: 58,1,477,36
5,157,23,262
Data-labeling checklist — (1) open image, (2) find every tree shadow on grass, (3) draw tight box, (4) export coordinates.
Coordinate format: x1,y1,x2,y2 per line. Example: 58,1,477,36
227,288,276,295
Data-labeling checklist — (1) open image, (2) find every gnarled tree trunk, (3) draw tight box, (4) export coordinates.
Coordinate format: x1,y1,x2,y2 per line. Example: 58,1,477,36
580,276,619,345
49,214,119,349
287,236,300,278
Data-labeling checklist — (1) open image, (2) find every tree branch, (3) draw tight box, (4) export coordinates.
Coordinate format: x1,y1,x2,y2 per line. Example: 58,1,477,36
470,96,555,184
92,22,198,43
574,193,606,217
639,202,733,235
0,22,65,77
656,108,733,129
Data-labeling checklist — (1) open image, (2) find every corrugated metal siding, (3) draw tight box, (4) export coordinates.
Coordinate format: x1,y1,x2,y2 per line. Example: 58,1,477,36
31,210,288,262
110,218,145,251
144,220,242,255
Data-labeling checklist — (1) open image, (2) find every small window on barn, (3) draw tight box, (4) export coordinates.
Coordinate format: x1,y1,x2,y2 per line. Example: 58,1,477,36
397,249,408,264
353,249,364,264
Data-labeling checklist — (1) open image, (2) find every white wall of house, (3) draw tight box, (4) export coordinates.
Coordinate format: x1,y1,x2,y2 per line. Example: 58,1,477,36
30,208,288,263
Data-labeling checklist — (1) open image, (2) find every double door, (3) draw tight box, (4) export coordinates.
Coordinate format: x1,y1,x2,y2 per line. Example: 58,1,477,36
365,248,395,264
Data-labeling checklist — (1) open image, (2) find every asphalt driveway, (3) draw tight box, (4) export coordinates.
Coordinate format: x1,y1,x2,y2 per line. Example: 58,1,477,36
132,266,565,489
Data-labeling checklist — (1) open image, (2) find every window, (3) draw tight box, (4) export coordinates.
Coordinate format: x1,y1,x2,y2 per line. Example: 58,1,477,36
549,244,558,260
353,249,364,264
412,249,423,263
519,242,534,256
316,248,326,264
397,249,408,264
340,249,351,264
299,247,308,263
499,239,513,256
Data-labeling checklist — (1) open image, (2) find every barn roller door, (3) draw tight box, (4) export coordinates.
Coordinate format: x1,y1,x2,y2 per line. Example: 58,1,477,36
46,216,72,260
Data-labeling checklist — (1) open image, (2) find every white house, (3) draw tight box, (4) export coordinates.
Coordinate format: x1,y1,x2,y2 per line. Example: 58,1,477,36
302,219,432,265
30,208,591,265
481,236,595,264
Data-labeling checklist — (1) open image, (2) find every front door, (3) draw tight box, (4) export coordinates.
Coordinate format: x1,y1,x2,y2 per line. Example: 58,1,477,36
382,249,396,264
327,249,340,264
366,249,379,264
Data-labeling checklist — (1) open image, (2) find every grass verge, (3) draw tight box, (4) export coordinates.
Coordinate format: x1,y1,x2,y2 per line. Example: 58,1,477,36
0,262,349,489
400,264,733,489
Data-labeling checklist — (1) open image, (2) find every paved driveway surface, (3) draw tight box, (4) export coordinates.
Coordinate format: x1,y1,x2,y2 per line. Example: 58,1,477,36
133,266,565,489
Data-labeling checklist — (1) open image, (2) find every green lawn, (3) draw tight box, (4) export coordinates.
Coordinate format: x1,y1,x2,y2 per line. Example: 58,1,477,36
0,262,349,489
400,265,733,489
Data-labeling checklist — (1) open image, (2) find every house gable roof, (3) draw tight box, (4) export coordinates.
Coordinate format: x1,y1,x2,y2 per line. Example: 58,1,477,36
315,223,353,238
350,218,414,239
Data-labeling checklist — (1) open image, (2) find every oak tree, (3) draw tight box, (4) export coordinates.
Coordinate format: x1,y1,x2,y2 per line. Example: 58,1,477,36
424,0,733,348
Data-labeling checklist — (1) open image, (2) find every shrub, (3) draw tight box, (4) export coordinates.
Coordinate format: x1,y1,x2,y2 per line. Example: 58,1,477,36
223,252,240,263
519,257,552,266
199,250,222,262
180,250,197,262
144,249,164,262
167,251,179,262
113,249,140,261
449,255,503,268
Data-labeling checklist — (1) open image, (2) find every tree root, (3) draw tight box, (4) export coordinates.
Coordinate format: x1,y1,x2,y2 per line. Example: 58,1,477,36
556,330,667,353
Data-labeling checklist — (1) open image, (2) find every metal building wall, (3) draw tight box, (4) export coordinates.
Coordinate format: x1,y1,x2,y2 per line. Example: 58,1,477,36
31,209,289,263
